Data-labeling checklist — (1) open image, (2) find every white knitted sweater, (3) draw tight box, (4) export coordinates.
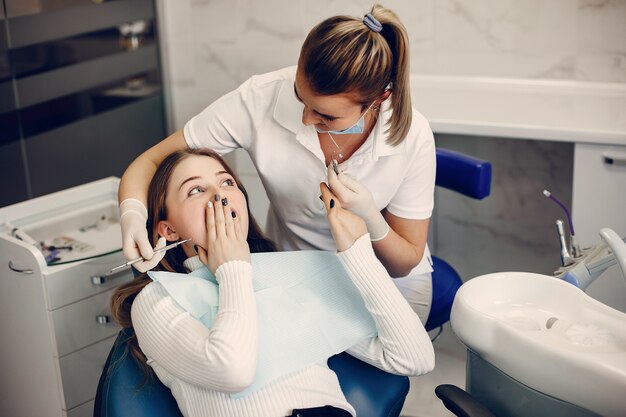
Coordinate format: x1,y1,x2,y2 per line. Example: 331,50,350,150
131,235,435,417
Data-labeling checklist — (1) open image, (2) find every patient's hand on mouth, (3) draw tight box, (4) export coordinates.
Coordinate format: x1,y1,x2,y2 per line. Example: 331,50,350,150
196,196,250,274
320,182,368,252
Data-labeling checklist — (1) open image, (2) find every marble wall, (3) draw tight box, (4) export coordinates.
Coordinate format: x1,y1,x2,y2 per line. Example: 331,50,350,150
156,0,626,130
431,135,574,280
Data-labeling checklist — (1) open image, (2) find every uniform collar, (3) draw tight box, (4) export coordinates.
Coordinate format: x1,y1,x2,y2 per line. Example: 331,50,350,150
272,67,405,159
273,69,304,135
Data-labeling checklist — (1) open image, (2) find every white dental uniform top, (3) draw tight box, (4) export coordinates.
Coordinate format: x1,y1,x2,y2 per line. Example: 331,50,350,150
184,66,436,275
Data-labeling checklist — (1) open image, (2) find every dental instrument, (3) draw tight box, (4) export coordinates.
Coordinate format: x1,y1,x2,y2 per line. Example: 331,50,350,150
109,238,191,274
4,221,41,249
555,219,574,267
544,189,582,257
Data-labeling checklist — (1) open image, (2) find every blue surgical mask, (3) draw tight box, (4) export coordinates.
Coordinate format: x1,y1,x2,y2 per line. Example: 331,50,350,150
315,104,372,135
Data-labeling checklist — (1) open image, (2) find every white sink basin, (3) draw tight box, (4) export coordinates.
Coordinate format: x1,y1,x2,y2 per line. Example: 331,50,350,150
451,272,626,417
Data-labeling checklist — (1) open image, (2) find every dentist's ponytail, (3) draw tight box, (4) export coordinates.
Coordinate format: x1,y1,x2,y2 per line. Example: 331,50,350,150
299,4,412,146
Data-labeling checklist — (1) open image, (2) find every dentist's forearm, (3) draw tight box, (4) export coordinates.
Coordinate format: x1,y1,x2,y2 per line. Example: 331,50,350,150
371,230,424,278
370,214,430,278
118,156,157,205
118,129,188,204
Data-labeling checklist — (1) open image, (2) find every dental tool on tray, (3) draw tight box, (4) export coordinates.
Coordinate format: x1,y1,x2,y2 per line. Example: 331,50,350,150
109,238,191,274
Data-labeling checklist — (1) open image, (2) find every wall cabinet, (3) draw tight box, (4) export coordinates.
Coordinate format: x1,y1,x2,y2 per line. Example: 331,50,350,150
0,0,166,207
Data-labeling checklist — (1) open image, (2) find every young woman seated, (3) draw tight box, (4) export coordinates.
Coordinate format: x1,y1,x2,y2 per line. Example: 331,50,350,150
111,148,434,417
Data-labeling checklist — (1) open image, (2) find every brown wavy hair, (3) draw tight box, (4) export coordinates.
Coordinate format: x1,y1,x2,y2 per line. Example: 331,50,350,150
110,148,276,377
299,4,412,146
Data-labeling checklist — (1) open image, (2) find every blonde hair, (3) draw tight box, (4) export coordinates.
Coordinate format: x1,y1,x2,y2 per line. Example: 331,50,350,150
299,4,411,146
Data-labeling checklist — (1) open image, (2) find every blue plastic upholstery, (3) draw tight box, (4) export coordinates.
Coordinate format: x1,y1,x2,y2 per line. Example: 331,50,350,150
94,329,183,417
435,148,492,199
328,353,409,417
425,256,463,331
94,330,409,417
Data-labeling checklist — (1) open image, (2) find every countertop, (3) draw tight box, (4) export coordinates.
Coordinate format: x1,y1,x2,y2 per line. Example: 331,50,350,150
411,74,626,145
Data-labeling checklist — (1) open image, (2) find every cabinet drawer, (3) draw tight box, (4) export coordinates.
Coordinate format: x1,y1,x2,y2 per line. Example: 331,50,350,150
45,252,133,310
59,335,115,410
52,288,121,356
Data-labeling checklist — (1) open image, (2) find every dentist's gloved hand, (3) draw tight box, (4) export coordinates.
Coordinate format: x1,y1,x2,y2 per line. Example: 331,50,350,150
119,198,166,272
326,164,390,241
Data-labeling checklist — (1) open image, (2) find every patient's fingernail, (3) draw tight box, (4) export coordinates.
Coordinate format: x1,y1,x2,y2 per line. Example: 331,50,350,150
214,194,220,202
330,199,335,208
207,201,213,208
231,211,237,218
222,197,228,206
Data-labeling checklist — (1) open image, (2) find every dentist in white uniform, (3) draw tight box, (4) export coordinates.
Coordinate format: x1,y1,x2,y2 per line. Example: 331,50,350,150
117,5,436,323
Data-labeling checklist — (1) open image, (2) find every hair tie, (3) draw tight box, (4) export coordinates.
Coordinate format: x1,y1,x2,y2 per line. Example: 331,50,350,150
363,13,382,33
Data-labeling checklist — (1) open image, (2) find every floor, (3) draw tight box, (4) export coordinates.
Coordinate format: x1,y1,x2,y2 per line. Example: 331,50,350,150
400,323,467,417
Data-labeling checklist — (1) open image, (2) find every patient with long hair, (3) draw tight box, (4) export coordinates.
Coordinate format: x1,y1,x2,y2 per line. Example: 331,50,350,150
110,148,434,417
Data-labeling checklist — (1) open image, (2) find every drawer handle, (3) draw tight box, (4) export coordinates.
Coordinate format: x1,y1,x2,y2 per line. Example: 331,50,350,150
8,261,34,274
91,275,107,285
603,153,626,166
91,266,130,285
96,315,111,325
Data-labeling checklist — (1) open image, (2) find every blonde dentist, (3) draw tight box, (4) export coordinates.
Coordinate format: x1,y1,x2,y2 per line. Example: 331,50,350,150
118,5,436,322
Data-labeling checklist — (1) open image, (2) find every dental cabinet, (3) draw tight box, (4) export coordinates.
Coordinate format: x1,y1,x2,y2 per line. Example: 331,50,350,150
0,177,131,417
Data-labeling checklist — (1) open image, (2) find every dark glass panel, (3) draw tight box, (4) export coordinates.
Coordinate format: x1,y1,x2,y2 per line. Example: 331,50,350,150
5,0,120,18
0,141,28,207
0,110,20,146
27,95,165,197
10,25,155,79
20,70,161,138
6,0,153,49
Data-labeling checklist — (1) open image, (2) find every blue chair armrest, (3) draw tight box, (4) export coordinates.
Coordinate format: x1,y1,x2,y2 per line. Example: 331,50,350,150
426,256,463,331
436,149,492,200
328,352,409,417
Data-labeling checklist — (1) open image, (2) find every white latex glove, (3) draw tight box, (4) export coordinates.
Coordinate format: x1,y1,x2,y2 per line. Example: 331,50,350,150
326,164,390,241
119,198,166,272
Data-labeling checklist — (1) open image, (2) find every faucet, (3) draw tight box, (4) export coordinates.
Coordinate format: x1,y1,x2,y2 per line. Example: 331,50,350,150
543,190,626,289
555,228,626,290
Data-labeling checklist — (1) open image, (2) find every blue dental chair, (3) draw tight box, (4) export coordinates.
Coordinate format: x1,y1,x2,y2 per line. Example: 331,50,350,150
94,148,491,417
